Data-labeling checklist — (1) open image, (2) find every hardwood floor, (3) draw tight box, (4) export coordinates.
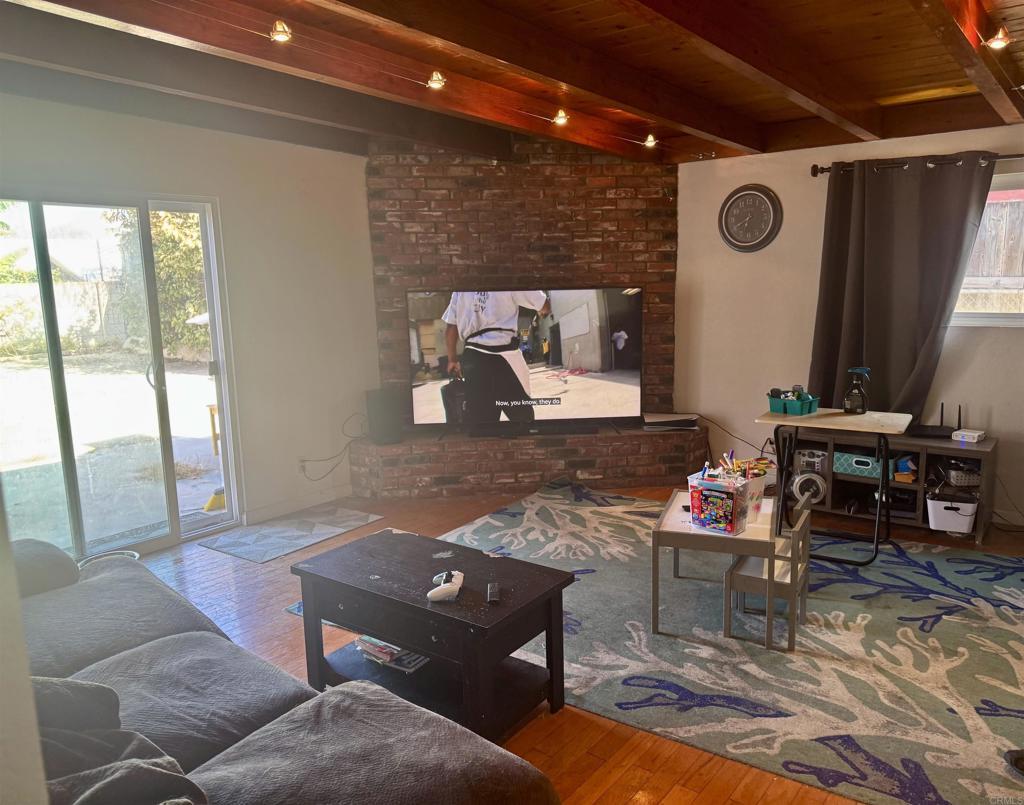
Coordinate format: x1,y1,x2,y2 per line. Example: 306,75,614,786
141,487,1021,805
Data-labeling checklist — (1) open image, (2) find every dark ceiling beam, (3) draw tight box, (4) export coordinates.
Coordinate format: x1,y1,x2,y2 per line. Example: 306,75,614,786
0,3,511,159
879,93,1007,139
761,94,1005,153
613,0,883,142
905,0,1024,124
659,137,749,162
0,59,371,156
298,0,763,154
9,0,662,162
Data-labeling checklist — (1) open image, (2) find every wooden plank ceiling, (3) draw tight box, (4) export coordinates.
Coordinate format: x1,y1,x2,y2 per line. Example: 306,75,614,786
12,0,1024,162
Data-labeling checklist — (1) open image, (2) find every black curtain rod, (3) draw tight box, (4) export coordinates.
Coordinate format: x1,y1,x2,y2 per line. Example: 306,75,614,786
810,153,1024,177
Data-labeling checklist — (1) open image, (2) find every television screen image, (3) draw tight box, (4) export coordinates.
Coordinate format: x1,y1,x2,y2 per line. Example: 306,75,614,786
408,288,643,425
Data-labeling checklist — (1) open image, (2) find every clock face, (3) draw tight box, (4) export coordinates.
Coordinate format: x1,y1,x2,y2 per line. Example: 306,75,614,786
719,185,783,252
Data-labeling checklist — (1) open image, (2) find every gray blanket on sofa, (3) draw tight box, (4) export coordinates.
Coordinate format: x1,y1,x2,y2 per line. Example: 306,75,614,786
34,677,208,805
42,728,208,805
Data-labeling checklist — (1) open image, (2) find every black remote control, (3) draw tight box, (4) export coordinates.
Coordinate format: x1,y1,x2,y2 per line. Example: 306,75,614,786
487,582,500,604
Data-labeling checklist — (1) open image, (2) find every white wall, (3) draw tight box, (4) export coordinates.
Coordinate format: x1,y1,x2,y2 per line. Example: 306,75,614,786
675,124,1024,521
0,93,379,523
0,490,46,805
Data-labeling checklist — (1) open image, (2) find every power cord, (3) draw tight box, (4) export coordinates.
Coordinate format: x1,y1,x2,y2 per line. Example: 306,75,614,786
996,474,1024,518
992,513,1024,534
299,412,368,482
697,414,776,457
991,474,1024,532
301,443,355,482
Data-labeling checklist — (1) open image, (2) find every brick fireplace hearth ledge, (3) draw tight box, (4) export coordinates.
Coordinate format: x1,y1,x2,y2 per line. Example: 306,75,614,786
349,427,708,498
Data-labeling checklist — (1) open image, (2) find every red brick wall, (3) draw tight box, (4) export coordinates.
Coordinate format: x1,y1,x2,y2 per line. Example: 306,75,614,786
366,134,677,412
350,428,708,498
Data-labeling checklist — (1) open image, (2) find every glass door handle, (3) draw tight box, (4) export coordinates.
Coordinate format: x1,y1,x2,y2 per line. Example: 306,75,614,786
145,362,156,390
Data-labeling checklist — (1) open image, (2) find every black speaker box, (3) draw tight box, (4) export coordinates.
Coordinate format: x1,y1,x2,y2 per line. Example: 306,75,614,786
365,388,405,445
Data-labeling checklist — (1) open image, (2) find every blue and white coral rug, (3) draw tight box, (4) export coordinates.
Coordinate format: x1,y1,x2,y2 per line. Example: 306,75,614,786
440,480,1024,805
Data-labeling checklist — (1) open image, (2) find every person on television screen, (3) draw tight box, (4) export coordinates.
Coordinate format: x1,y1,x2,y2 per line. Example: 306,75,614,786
444,291,550,423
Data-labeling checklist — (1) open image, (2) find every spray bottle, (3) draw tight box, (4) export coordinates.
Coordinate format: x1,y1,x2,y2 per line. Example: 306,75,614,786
843,367,870,414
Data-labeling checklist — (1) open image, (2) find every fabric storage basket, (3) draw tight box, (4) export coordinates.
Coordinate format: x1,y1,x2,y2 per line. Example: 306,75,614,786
833,451,895,479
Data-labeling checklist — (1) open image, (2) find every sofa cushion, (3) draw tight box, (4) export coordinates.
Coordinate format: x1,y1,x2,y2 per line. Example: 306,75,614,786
73,631,316,772
13,539,79,597
21,556,226,677
190,681,558,805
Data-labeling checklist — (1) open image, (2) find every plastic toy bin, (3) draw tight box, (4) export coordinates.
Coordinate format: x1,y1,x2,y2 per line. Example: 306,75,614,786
767,394,820,415
688,472,751,535
926,493,978,533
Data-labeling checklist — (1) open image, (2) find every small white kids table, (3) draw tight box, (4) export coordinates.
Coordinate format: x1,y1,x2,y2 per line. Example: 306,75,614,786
652,495,777,637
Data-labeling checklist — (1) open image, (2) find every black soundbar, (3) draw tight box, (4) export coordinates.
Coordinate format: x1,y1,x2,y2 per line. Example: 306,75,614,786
469,421,599,438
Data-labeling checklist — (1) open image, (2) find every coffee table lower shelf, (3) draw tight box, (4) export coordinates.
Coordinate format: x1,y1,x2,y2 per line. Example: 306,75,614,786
325,643,550,741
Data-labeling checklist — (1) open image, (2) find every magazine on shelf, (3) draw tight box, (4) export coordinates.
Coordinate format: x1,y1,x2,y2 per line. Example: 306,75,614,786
362,651,430,675
355,635,429,675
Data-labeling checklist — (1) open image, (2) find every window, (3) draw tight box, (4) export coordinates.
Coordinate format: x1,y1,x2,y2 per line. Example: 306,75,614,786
952,171,1024,327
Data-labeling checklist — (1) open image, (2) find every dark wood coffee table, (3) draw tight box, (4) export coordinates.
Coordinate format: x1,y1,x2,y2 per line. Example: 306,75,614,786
291,529,574,741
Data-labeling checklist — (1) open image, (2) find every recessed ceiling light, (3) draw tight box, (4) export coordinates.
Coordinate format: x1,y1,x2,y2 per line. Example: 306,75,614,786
985,25,1012,49
552,109,569,126
643,134,658,148
426,71,446,90
270,20,292,43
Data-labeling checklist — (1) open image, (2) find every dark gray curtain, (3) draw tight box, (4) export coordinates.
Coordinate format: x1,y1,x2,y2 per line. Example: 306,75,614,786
807,151,996,420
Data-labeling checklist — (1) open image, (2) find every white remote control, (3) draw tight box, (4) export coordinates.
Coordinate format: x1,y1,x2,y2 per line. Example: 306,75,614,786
427,570,464,602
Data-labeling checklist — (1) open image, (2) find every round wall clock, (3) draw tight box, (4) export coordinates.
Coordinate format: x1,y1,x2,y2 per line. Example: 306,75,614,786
718,184,783,252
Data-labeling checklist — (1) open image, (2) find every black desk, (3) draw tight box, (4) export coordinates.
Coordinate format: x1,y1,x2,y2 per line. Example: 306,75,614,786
756,408,912,567
291,529,574,741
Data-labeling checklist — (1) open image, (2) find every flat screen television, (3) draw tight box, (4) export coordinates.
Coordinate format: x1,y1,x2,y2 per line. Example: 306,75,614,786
407,287,643,430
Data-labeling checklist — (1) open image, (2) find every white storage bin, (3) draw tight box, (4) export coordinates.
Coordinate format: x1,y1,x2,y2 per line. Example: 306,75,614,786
926,496,978,533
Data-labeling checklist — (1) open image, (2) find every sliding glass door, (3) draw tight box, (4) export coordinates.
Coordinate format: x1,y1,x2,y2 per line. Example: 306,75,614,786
150,202,234,534
0,195,235,557
0,200,76,551
42,202,173,553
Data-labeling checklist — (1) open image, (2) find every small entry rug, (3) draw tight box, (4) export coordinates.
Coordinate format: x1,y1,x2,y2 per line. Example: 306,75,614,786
199,501,381,563
440,480,1024,805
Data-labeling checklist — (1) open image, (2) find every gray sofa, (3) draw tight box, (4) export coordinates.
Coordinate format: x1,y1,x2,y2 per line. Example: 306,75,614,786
15,539,559,804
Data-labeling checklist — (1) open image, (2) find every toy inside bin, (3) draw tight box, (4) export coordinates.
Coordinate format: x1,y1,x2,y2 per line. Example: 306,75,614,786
688,472,751,535
767,394,820,415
